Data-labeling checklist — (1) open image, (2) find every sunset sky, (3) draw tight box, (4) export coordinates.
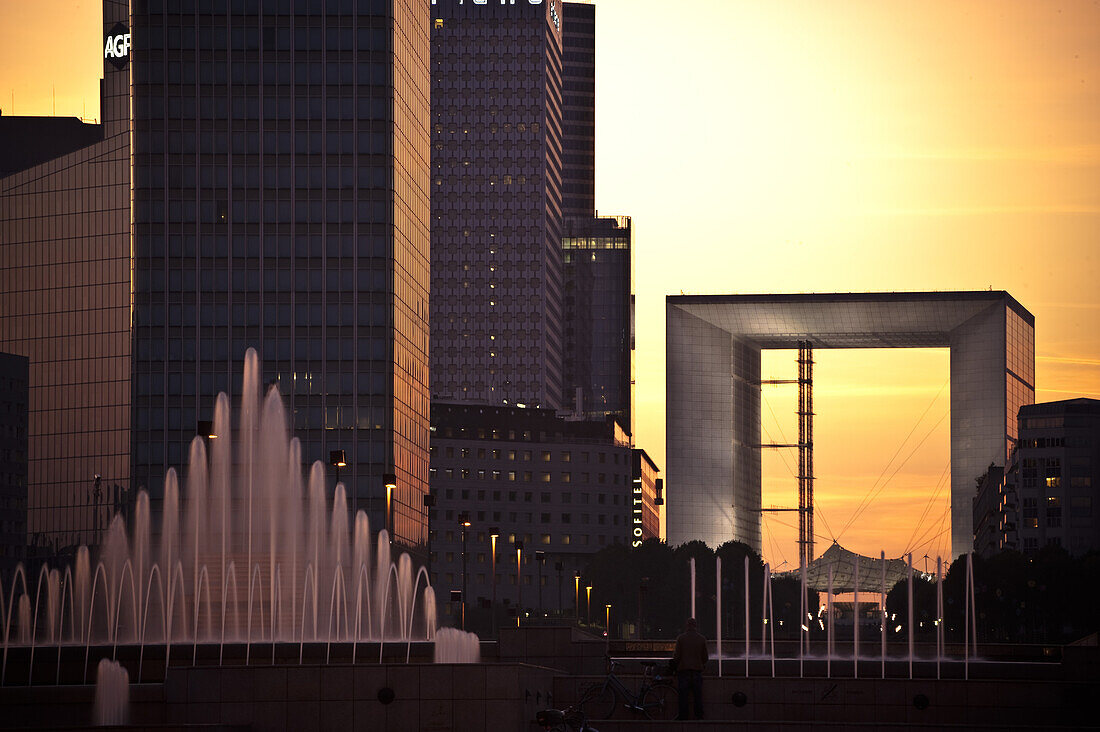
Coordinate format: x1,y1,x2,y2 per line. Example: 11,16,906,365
3,0,1098,566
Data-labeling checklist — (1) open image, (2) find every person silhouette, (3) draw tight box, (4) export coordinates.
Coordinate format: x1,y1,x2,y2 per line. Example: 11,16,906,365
672,617,708,720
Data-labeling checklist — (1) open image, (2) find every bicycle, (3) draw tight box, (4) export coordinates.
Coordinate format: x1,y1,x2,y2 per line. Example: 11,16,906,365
535,704,600,732
577,659,678,720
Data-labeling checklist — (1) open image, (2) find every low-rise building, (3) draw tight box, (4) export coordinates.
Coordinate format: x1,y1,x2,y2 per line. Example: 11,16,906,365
428,403,661,624
974,398,1099,556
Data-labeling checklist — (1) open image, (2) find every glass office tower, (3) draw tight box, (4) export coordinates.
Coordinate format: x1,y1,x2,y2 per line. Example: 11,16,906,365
2,0,431,555
430,0,565,411
562,215,633,431
128,0,431,549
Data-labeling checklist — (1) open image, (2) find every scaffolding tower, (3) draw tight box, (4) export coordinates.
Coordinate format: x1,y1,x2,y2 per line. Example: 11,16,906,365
759,341,815,567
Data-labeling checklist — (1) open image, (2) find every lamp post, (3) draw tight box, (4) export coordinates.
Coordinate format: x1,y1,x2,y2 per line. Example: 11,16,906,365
459,511,471,631
329,450,347,486
605,603,612,649
489,527,499,634
535,550,545,617
574,571,581,622
383,472,397,537
586,584,593,625
514,539,524,626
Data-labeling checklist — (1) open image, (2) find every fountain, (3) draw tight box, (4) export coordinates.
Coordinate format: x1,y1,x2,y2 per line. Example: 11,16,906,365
432,627,481,663
92,658,129,726
1,349,444,684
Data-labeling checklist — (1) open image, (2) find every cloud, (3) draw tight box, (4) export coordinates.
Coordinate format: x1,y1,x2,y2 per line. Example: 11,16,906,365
1038,356,1100,367
859,205,1100,217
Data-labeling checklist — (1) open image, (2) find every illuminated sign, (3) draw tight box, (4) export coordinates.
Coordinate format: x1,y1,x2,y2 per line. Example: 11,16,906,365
104,22,130,70
632,477,644,547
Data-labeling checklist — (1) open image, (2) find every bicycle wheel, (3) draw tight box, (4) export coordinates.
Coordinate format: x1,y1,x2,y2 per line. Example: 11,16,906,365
580,683,619,720
640,682,678,720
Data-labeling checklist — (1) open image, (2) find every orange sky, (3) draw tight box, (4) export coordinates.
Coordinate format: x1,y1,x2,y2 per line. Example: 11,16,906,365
3,0,1099,566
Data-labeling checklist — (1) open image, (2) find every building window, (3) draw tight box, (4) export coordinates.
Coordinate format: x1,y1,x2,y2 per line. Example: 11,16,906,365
540,534,551,545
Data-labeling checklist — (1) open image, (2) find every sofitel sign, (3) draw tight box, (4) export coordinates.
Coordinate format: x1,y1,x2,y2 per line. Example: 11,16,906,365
104,23,130,70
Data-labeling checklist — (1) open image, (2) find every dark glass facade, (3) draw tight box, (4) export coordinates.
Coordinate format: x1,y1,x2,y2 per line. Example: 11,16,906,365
561,1,594,219
0,352,28,580
0,0,131,556
0,0,431,554
430,1,564,410
128,0,431,549
562,215,633,431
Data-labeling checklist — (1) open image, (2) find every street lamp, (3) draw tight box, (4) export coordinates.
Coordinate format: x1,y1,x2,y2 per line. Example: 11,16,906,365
586,584,593,625
329,450,346,486
489,527,500,634
574,571,581,622
605,603,612,633
383,472,397,536
535,550,546,617
459,511,471,631
514,538,525,624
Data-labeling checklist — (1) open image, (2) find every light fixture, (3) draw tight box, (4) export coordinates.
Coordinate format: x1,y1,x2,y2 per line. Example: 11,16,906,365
197,420,217,439
329,450,347,468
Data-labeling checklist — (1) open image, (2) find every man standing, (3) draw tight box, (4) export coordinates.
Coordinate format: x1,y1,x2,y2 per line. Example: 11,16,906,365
672,617,708,720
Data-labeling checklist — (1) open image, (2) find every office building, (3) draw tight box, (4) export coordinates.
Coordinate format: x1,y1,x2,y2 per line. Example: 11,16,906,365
666,291,1035,560
562,215,633,429
0,0,432,553
0,0,132,555
0,353,28,580
561,1,595,220
1010,398,1099,555
430,0,565,410
632,448,660,543
428,402,659,618
973,464,1010,558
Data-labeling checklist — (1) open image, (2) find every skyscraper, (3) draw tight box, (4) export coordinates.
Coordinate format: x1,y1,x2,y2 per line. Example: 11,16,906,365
0,0,433,554
562,215,633,430
561,1,595,220
430,0,565,410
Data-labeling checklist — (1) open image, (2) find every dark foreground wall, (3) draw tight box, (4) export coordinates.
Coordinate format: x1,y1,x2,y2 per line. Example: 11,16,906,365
0,663,556,732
